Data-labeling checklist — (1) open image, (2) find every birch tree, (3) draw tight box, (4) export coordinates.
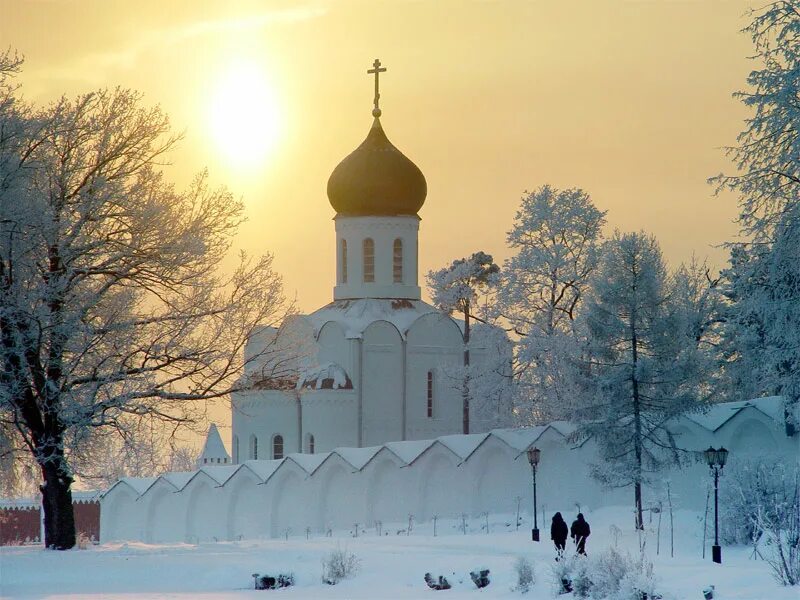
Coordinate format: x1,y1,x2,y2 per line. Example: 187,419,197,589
0,84,295,548
497,185,606,422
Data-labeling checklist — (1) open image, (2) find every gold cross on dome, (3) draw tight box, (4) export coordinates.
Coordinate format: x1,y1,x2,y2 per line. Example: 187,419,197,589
367,58,386,117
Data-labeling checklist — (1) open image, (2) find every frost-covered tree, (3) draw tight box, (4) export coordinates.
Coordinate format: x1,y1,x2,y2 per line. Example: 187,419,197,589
497,185,606,422
721,206,800,409
427,251,499,433
0,84,295,548
712,2,800,412
574,232,708,529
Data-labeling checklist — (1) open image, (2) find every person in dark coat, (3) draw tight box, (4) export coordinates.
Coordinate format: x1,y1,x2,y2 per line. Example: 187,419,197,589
570,513,591,555
550,512,568,554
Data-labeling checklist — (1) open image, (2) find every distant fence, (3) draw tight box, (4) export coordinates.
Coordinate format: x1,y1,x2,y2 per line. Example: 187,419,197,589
0,495,101,546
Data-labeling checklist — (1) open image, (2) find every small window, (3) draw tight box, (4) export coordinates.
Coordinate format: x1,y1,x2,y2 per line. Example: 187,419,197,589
341,239,348,283
393,238,403,283
363,238,374,283
427,370,434,418
203,458,207,464
273,435,284,460
233,436,239,463
307,433,315,454
249,434,258,460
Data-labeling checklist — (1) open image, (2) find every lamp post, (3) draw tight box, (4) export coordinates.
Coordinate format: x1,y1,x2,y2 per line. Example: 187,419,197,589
527,447,541,542
704,446,729,564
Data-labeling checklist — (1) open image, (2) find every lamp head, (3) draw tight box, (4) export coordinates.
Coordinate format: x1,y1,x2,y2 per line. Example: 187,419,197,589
704,446,717,467
716,447,729,468
527,447,541,467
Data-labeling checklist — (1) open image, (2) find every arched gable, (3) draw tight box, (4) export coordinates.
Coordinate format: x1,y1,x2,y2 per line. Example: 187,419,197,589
406,312,463,348
225,467,267,541
183,471,225,543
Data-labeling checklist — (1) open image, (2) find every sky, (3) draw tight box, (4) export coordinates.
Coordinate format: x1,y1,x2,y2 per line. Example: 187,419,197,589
2,0,757,312
1,0,758,449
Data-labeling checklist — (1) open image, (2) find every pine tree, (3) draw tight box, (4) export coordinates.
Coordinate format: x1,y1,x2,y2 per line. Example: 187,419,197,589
575,232,706,529
712,2,800,413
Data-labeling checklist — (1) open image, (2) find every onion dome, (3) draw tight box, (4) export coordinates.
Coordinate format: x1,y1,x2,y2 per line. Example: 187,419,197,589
327,117,427,216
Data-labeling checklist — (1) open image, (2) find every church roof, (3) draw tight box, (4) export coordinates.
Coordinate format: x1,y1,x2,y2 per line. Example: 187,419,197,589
197,424,230,464
307,298,448,340
327,117,427,217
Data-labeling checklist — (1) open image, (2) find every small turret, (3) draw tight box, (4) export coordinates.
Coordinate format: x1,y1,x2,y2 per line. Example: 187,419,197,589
196,423,231,467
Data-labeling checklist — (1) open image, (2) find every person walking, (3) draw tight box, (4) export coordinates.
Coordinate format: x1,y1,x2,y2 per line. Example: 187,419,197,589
550,512,568,554
570,513,591,555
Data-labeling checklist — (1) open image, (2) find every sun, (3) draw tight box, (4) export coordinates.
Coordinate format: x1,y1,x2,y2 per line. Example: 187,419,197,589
209,62,281,168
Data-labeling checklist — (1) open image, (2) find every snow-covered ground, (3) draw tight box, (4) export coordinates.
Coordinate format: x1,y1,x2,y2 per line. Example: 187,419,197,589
1,507,793,599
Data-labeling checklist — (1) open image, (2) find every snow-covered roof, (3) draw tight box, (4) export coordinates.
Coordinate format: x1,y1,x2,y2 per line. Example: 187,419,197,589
433,433,489,461
196,423,231,465
285,452,330,475
297,362,353,390
384,439,435,464
685,396,795,432
305,298,450,339
330,446,384,470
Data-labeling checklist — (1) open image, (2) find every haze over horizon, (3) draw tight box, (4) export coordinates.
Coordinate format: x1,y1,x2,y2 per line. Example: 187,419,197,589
1,0,757,316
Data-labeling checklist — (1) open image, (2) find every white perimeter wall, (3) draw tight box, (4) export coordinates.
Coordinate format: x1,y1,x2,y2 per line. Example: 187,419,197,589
100,408,798,544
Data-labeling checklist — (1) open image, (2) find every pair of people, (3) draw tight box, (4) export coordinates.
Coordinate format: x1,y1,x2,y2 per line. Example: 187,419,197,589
550,512,590,555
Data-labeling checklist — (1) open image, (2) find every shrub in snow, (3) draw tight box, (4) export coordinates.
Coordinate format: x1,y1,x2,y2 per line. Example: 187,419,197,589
322,546,359,585
551,548,660,599
512,556,535,593
722,458,799,586
251,573,295,590
424,572,452,590
470,568,491,589
720,458,797,546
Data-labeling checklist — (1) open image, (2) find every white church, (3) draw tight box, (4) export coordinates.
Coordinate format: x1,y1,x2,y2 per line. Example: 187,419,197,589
229,62,509,463
99,62,798,545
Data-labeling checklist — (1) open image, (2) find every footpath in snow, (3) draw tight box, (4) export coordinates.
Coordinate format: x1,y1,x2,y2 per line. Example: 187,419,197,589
0,507,793,600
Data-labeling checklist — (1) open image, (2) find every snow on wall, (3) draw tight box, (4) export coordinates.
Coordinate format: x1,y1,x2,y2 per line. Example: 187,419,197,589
100,399,798,544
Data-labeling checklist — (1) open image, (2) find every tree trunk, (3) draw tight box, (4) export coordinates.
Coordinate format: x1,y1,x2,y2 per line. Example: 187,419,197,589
40,459,76,549
630,287,644,531
462,302,471,435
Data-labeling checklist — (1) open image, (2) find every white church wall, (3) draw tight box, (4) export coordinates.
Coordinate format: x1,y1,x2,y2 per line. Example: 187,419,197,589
300,391,358,453
224,466,269,541
315,454,365,532
101,402,799,546
100,484,139,542
406,313,464,440
267,460,311,538
183,473,227,543
362,320,404,446
363,448,413,526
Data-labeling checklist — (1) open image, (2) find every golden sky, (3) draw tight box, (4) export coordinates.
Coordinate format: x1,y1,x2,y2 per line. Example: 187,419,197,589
2,0,755,313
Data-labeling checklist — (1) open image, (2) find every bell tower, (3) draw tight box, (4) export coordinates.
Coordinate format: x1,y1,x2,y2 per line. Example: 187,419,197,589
326,59,427,301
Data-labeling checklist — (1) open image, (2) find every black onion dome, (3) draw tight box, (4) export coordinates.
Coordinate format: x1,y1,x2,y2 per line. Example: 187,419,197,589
327,117,427,216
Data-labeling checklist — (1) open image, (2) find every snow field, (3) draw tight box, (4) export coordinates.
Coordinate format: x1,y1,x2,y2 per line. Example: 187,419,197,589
0,506,794,600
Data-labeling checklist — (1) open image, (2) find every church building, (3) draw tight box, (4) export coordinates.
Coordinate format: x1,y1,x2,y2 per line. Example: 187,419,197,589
229,61,510,463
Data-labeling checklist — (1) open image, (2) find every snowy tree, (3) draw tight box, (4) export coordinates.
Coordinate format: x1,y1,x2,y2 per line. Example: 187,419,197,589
711,3,800,413
427,251,499,433
574,232,708,530
0,85,296,548
711,1,800,241
721,205,800,411
497,185,606,422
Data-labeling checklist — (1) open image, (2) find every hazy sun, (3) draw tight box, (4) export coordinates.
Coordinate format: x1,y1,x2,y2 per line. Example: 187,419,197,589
209,62,281,168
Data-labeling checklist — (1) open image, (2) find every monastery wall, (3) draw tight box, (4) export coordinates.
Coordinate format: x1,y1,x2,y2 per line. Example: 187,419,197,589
100,398,798,544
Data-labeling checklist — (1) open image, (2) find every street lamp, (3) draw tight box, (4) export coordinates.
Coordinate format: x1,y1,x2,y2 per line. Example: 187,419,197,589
704,446,729,564
527,447,541,542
